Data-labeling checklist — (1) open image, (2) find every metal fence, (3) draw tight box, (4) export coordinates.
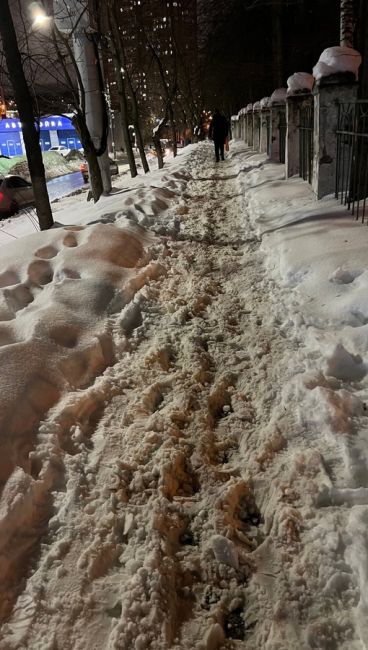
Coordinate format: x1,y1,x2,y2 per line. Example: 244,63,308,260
278,110,286,163
336,100,368,223
299,102,314,184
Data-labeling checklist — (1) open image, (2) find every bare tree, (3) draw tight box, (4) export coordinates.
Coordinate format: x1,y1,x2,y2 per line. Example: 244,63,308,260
340,0,355,47
108,0,150,174
0,0,53,230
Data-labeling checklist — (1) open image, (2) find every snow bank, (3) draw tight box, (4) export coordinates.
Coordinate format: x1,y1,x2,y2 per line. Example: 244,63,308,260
287,72,314,95
229,140,368,648
313,46,362,82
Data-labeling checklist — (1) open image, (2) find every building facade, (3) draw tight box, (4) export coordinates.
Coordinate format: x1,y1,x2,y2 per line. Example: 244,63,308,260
103,0,200,143
0,115,82,157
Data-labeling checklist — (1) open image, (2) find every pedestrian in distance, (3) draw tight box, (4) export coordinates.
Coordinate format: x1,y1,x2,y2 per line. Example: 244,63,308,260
209,108,229,162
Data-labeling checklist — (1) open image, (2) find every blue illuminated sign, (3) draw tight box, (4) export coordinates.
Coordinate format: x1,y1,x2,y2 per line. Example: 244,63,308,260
0,115,74,133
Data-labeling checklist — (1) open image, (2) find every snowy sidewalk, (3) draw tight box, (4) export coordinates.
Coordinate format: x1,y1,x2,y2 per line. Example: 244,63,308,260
1,142,368,650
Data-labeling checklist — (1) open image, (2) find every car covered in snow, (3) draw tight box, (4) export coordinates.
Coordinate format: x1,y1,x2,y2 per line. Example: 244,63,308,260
0,175,35,217
80,158,119,183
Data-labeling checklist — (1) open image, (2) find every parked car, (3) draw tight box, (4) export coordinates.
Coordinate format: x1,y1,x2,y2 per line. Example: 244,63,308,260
49,145,71,157
80,158,119,183
0,175,34,217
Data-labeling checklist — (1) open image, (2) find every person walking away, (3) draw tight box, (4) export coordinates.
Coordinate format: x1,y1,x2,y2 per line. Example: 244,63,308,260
209,109,228,162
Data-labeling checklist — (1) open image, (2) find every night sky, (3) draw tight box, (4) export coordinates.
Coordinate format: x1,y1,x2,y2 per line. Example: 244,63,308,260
198,0,341,114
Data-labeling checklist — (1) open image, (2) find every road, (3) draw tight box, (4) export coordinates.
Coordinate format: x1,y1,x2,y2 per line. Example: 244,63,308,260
47,171,86,201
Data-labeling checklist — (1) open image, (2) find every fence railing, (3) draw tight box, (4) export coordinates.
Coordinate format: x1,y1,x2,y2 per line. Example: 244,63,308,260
336,100,368,223
299,102,314,184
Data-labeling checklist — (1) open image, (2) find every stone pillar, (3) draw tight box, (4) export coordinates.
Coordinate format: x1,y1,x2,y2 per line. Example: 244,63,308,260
286,93,311,178
253,103,261,150
260,108,269,153
247,111,253,147
312,73,357,199
236,117,241,140
270,88,287,163
233,117,239,139
270,104,283,162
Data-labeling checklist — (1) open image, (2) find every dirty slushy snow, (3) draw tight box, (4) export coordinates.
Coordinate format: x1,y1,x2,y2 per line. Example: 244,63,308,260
1,141,368,649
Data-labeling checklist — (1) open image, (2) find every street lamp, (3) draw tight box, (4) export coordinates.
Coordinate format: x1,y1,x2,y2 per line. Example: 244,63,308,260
29,3,51,30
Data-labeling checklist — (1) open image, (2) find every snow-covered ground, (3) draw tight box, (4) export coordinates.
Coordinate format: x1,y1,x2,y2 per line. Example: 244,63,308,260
1,141,368,649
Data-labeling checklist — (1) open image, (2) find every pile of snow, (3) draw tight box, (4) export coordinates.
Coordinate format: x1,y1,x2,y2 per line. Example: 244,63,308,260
0,220,162,476
253,101,261,111
313,46,362,82
287,72,314,95
270,87,287,104
246,103,253,112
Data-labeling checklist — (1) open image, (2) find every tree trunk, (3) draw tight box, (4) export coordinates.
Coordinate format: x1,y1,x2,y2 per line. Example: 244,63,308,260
134,117,149,173
108,6,137,178
130,93,149,173
153,121,165,169
0,0,53,230
117,85,138,178
72,113,103,202
357,0,368,97
168,105,177,157
340,0,355,47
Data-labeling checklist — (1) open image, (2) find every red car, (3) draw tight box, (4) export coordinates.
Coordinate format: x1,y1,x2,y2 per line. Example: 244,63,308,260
80,158,119,183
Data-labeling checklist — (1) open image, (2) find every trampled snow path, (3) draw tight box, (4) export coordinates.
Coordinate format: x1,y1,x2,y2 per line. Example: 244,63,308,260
1,143,367,650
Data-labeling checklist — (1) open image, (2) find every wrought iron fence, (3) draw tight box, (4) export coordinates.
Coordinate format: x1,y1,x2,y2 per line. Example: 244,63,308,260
278,110,286,163
336,100,368,223
299,102,314,184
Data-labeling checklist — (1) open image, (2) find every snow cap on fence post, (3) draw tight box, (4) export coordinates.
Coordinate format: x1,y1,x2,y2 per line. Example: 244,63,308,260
287,72,314,96
313,46,362,83
286,73,314,179
312,47,360,199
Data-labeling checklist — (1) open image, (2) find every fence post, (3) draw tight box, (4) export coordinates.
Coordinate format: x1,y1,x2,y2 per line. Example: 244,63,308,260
270,88,287,162
231,115,239,139
242,109,247,143
260,98,270,153
312,72,357,199
253,101,261,151
286,93,310,178
246,104,253,147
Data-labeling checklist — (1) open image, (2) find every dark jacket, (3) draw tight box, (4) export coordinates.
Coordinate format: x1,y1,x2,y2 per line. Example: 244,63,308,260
209,112,228,141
